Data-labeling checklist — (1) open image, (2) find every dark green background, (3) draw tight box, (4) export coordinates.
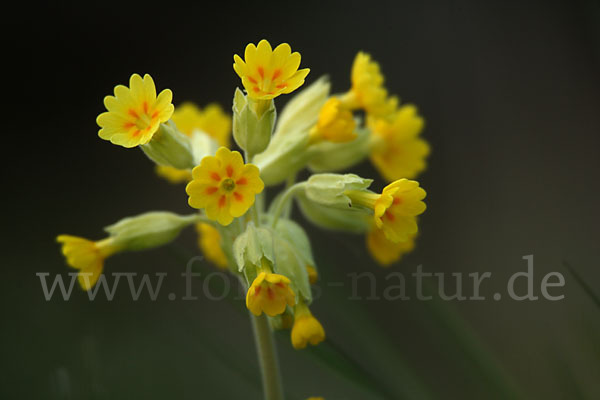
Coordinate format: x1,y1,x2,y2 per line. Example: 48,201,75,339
5,0,600,398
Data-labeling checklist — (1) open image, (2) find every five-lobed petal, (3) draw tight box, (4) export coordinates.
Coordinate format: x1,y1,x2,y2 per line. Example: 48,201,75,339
233,39,310,100
97,74,174,148
186,147,264,226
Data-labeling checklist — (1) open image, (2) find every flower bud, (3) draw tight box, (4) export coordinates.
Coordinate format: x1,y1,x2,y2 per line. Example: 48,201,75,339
104,211,198,251
232,88,275,157
140,121,195,170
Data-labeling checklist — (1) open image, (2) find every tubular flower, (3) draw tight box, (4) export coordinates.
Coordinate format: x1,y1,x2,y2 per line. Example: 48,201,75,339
172,102,232,147
369,105,430,181
97,74,174,148
367,226,416,266
291,302,325,349
233,39,310,100
308,97,357,144
186,147,264,226
340,52,397,117
246,272,296,316
56,235,120,291
346,179,426,243
196,222,228,269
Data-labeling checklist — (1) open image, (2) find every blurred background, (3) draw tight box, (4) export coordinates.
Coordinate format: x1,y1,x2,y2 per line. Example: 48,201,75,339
4,0,600,398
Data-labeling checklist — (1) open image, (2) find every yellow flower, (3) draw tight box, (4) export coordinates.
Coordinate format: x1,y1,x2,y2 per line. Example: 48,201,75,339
308,97,356,144
306,265,318,284
186,147,264,226
196,222,228,269
367,226,416,266
246,272,296,316
369,105,430,181
171,102,231,147
56,235,119,291
340,52,397,117
233,39,310,100
97,74,174,148
155,165,193,184
291,302,325,349
306,398,324,400
346,179,426,243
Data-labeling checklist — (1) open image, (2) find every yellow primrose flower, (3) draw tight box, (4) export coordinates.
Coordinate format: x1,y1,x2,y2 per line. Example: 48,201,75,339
97,73,174,148
346,179,426,243
233,39,310,100
172,102,231,147
155,165,193,184
291,302,325,349
196,222,228,269
246,272,296,316
308,97,357,144
56,235,120,291
306,398,324,400
367,226,416,266
369,105,430,181
340,52,397,117
186,147,264,226
306,265,318,284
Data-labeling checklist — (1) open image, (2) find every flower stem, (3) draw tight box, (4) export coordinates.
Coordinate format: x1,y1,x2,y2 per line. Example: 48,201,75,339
250,312,285,400
270,182,306,228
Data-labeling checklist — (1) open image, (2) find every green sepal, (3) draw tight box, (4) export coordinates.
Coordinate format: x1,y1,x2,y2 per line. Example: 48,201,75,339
104,211,197,251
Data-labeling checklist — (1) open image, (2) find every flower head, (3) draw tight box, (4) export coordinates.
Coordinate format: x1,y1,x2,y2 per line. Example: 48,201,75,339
346,179,426,242
233,39,310,100
196,222,228,269
186,147,264,226
369,105,429,181
308,97,356,144
97,74,174,148
291,302,325,349
172,102,231,147
341,52,397,117
367,226,416,266
56,235,119,290
246,272,296,316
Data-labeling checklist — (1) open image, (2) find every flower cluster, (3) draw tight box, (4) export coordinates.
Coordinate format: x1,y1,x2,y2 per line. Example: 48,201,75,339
57,40,430,362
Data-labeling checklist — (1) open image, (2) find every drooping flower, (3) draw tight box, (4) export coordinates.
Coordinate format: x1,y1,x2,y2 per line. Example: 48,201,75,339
186,147,264,226
367,225,416,266
155,165,193,184
246,272,296,316
233,39,310,100
291,301,325,349
171,102,231,147
196,222,228,269
340,52,397,117
369,105,430,181
308,97,356,144
56,235,120,290
97,74,174,148
345,179,426,242
306,265,318,284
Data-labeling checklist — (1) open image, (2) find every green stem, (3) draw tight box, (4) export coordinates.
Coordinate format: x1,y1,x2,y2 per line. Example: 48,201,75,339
250,312,285,400
270,182,306,228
